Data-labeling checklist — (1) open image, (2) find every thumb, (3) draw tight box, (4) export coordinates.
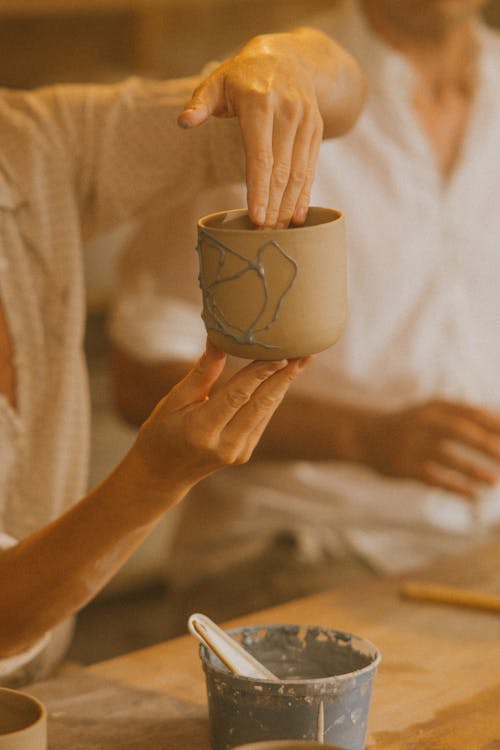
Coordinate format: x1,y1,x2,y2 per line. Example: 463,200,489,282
164,339,227,411
177,71,227,129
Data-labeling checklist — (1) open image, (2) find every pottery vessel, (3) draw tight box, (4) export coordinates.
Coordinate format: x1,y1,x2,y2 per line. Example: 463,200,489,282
0,688,46,750
196,207,346,359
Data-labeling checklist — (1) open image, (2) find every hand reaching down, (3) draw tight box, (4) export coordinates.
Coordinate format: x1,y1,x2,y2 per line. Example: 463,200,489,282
177,28,365,229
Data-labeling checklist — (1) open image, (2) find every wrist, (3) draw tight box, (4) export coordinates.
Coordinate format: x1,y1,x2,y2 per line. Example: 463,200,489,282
290,27,367,137
109,441,191,518
337,406,384,467
354,409,395,473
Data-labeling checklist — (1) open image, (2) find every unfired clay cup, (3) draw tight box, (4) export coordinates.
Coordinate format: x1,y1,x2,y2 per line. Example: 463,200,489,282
196,207,346,359
0,688,47,750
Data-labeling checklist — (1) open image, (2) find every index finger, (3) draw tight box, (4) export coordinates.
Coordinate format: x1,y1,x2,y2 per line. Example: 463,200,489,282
223,356,312,448
200,358,288,428
444,401,500,434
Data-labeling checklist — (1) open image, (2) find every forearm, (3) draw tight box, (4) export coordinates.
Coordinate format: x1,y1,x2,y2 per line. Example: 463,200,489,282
9,78,243,238
286,27,366,138
253,392,375,464
0,346,307,657
0,448,179,658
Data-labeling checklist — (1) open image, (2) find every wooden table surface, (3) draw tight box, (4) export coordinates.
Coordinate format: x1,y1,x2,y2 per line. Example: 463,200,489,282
89,535,500,749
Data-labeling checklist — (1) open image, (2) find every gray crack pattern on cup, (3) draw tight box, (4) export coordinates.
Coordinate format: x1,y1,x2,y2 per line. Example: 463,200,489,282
197,230,298,349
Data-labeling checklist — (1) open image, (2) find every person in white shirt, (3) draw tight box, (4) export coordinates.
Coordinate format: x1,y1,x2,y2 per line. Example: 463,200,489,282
0,31,364,685
110,0,500,600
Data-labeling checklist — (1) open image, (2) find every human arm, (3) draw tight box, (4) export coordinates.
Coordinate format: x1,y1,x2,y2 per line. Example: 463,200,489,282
112,349,500,503
178,27,366,228
0,343,308,659
252,394,500,501
1,25,364,238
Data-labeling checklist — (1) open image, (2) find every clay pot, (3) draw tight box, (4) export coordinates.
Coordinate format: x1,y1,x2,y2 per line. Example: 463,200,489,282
0,688,46,750
196,207,346,359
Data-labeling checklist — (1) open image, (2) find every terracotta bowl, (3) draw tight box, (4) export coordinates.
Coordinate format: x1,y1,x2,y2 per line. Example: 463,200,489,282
0,688,46,750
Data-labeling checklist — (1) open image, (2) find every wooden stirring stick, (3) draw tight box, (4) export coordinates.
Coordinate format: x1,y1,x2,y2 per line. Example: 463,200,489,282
401,581,500,613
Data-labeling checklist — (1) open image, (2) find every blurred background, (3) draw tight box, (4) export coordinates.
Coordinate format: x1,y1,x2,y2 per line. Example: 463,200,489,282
2,0,499,665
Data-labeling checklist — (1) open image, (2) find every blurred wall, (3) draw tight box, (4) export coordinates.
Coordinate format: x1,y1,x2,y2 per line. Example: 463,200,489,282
0,0,497,91
0,1,333,88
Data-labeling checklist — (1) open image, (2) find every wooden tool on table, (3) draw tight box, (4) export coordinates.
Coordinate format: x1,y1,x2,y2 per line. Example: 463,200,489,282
401,580,500,613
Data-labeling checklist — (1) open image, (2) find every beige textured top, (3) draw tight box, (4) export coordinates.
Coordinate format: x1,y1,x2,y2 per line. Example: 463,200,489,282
0,75,243,685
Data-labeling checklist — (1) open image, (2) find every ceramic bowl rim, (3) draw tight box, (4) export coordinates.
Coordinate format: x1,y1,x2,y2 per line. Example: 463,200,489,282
198,206,343,233
199,622,382,687
0,687,47,737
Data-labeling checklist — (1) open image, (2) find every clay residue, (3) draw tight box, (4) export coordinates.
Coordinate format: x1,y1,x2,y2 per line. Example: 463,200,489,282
197,230,298,349
369,681,500,749
239,625,374,680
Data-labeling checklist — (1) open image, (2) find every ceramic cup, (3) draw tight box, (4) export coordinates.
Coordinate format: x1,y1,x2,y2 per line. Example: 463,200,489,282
196,207,346,359
0,688,47,750
233,742,345,750
199,623,381,750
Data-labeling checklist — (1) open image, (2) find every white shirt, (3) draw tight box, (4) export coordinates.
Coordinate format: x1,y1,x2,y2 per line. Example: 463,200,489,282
110,1,500,580
0,76,244,684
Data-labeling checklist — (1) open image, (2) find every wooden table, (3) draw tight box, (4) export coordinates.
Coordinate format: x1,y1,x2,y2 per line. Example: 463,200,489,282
89,537,500,749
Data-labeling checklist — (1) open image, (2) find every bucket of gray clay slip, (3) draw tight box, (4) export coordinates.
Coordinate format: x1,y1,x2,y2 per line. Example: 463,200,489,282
199,623,381,750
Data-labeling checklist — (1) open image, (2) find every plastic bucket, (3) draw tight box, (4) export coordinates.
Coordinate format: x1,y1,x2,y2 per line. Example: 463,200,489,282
199,623,381,750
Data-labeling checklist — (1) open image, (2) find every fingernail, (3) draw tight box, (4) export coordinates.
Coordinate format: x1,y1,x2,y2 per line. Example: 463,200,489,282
253,206,266,226
295,207,308,224
178,105,204,128
289,356,312,373
177,112,193,129
267,358,288,370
